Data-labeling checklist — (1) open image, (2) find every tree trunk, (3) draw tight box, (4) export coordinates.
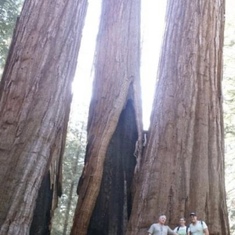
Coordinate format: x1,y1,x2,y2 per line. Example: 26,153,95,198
0,0,88,234
127,0,230,235
71,0,142,234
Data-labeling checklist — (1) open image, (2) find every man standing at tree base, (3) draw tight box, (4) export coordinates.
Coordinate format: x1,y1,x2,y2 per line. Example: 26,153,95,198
189,212,209,235
148,215,177,235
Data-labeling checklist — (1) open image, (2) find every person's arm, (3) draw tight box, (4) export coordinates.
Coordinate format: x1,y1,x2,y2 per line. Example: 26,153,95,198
187,226,191,235
203,228,209,235
148,224,154,235
202,221,209,235
167,227,178,235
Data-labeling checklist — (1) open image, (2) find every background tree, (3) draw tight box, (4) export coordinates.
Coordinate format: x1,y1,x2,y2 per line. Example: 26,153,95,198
70,0,142,234
223,0,235,233
127,0,230,235
0,0,23,71
51,104,88,235
0,0,88,234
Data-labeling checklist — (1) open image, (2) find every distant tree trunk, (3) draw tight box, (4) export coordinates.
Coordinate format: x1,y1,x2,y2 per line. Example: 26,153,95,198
71,0,142,234
127,0,230,235
0,0,88,234
63,125,85,235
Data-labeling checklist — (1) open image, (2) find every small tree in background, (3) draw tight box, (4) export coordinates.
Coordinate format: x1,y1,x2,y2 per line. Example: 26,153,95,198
224,0,235,234
51,104,88,235
0,0,23,70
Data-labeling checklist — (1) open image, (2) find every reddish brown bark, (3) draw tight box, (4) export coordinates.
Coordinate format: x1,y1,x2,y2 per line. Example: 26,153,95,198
127,1,230,235
0,0,87,234
71,0,142,234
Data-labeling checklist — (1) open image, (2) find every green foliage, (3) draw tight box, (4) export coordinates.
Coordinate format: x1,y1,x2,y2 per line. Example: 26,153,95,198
0,0,23,69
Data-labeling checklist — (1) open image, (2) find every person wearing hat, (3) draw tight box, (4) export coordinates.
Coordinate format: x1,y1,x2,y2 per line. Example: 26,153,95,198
188,212,209,235
148,215,177,235
173,217,190,235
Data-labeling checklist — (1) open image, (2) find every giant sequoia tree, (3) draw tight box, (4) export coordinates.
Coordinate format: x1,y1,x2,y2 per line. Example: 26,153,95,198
71,0,142,234
0,0,88,234
127,0,230,235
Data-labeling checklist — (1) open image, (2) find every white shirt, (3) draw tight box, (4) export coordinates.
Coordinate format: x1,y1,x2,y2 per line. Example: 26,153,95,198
148,223,175,235
174,225,189,235
189,221,208,235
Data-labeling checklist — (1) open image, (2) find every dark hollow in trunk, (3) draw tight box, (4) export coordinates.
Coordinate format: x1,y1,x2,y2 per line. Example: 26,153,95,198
88,100,138,235
30,172,52,235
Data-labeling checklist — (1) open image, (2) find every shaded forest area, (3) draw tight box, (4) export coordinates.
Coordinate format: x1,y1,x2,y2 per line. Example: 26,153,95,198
0,0,235,235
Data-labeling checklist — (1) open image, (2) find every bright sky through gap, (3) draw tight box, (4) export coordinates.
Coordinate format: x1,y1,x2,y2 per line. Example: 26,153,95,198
140,1,167,129
72,0,167,130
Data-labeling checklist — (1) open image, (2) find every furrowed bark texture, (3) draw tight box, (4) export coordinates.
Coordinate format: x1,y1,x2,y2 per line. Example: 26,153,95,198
30,120,68,235
127,0,230,235
0,0,88,234
71,0,142,234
